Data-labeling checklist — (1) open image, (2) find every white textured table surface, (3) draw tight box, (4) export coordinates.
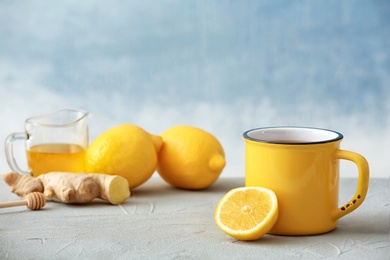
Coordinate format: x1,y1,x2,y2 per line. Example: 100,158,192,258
0,176,389,259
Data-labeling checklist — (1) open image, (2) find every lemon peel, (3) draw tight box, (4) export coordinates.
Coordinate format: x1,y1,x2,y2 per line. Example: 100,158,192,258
86,124,162,189
157,125,225,190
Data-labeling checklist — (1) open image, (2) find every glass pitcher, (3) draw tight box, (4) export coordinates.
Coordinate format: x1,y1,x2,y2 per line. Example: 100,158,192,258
5,108,89,177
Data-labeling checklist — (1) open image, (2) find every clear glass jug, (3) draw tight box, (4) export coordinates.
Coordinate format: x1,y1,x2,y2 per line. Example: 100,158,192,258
5,108,89,177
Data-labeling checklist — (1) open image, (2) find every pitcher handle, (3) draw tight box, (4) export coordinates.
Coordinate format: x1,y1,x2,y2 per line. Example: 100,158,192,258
331,149,369,220
5,132,31,175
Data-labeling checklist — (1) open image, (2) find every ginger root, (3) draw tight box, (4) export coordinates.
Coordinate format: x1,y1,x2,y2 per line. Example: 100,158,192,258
2,172,130,205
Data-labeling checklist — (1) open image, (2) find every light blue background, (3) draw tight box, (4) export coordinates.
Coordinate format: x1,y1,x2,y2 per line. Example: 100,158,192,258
0,0,389,178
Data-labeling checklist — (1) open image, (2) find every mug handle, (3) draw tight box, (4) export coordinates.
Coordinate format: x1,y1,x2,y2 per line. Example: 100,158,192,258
5,132,31,175
331,149,370,220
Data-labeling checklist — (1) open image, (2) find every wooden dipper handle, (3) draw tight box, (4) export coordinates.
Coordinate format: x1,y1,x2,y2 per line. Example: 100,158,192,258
0,192,46,210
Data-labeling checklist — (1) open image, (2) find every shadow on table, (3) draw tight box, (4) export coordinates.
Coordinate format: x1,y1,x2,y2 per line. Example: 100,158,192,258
239,208,389,248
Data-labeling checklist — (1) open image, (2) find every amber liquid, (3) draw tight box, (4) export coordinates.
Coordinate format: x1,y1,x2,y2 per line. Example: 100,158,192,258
27,143,86,177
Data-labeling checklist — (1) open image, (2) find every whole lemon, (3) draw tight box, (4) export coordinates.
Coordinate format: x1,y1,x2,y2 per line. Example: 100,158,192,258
157,125,226,190
85,124,162,189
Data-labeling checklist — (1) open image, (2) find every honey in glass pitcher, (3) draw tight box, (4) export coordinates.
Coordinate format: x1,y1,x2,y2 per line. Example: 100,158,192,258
26,143,86,176
5,108,89,177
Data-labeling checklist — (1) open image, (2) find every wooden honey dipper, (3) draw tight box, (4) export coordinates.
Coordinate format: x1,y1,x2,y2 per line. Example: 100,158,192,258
0,192,46,210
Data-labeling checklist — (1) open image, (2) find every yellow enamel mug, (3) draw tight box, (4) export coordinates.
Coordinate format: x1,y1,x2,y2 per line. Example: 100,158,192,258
243,127,369,235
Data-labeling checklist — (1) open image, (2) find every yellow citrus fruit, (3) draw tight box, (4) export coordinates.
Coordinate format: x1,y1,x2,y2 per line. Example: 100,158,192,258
214,186,278,241
157,125,225,190
85,124,162,189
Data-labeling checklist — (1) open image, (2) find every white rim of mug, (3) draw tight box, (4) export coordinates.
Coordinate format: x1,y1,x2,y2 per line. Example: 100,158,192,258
243,126,344,145
25,107,89,128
